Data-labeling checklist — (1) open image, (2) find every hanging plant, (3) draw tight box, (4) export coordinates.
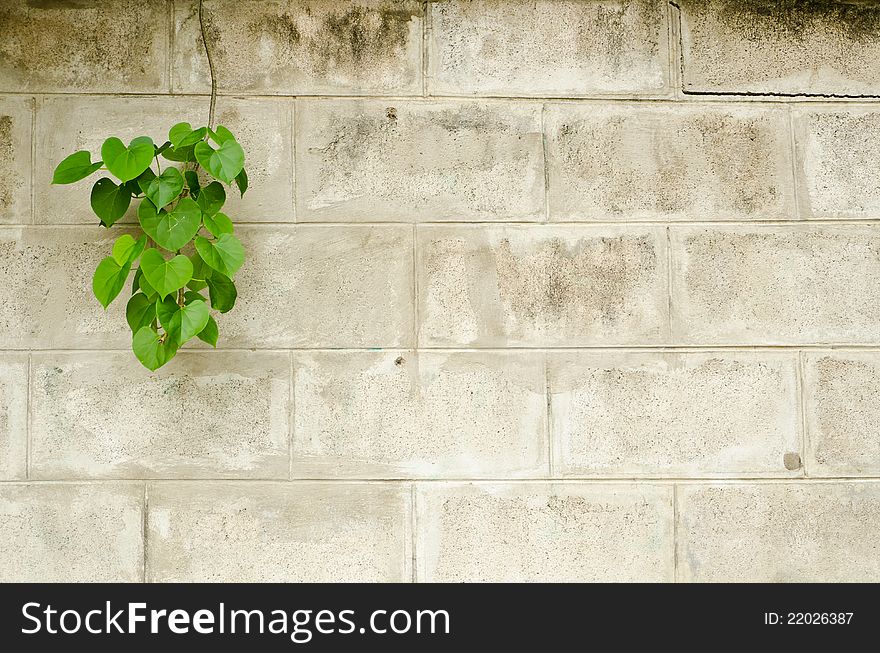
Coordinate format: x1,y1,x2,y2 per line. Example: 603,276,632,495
50,0,245,371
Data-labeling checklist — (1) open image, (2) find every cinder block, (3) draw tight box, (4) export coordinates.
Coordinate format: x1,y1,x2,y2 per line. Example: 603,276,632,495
36,96,294,224
0,483,143,582
223,225,413,348
0,227,132,349
804,352,880,477
794,108,880,220
416,483,674,582
670,225,880,345
296,99,544,222
678,482,880,582
546,103,795,221
293,351,547,478
30,352,291,480
147,482,411,582
550,352,801,477
428,0,668,96
0,97,32,224
0,355,27,480
0,0,167,93
173,0,423,95
678,0,880,95
418,225,668,347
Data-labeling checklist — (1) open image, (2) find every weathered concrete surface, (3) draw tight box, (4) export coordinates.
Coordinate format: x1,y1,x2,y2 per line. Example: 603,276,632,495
416,483,674,582
0,0,168,93
418,225,668,347
428,0,668,96
0,355,28,480
0,96,32,224
30,352,290,479
550,352,801,477
296,99,544,221
0,483,143,582
546,103,796,221
670,226,880,344
147,482,411,582
174,0,423,94
678,0,880,96
678,483,880,582
804,353,880,477
293,351,546,478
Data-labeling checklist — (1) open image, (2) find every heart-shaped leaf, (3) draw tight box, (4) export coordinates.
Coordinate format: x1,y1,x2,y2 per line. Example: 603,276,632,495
132,326,178,371
101,136,154,182
142,167,184,209
161,144,195,162
195,139,245,184
157,297,210,345
234,168,248,197
212,125,236,144
187,251,211,292
195,181,225,217
125,293,156,332
112,234,147,266
169,122,208,148
195,233,245,278
206,273,237,313
139,249,193,300
138,197,202,251
138,268,158,299
203,212,234,237
52,151,103,184
197,315,219,347
184,170,201,198
90,178,132,227
92,256,131,309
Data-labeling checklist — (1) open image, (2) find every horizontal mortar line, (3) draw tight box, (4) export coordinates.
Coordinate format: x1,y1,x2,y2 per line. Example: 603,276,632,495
3,478,879,485
8,90,880,106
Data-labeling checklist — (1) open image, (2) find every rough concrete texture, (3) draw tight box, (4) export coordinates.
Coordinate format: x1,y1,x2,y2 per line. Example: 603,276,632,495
174,0,423,95
0,483,143,582
418,225,668,347
794,107,880,219
549,352,801,477
296,99,545,221
0,0,168,93
546,103,796,221
804,353,880,477
417,483,674,582
30,353,290,479
223,226,413,348
147,482,411,582
678,0,880,95
678,483,880,582
0,355,28,480
428,0,668,96
37,96,295,224
293,351,547,478
0,96,31,224
670,226,880,344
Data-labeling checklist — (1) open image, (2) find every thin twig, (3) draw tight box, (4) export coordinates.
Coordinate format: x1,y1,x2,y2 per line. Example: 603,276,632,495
198,0,218,129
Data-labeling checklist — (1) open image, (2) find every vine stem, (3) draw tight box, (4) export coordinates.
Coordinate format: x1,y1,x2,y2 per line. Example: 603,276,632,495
198,0,218,129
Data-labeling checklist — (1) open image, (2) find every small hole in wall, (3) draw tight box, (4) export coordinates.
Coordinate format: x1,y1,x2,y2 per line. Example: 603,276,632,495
394,356,405,366
386,107,397,121
783,452,802,471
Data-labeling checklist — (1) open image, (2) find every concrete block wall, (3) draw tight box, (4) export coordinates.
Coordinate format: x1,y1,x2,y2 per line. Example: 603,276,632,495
0,0,879,583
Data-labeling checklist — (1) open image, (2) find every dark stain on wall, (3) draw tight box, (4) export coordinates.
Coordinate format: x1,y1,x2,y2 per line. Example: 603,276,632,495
712,0,880,42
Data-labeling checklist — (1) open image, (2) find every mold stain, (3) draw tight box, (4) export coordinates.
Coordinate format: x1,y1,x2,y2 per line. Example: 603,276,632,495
715,0,880,42
0,116,16,208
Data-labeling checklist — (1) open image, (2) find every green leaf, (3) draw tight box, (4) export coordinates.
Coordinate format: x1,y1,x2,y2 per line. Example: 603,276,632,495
212,125,235,144
101,136,154,182
206,273,237,313
130,167,155,197
156,296,210,345
125,293,156,332
138,268,158,299
169,122,207,148
197,315,219,347
195,181,225,217
161,144,195,163
52,151,103,184
203,212,234,237
90,178,132,227
138,197,202,251
131,267,143,295
184,170,201,198
112,234,147,266
142,167,185,209
184,290,205,304
92,256,131,309
139,249,193,300
195,139,245,184
234,168,248,197
187,251,211,291
195,233,245,278
155,141,171,157
132,326,178,371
